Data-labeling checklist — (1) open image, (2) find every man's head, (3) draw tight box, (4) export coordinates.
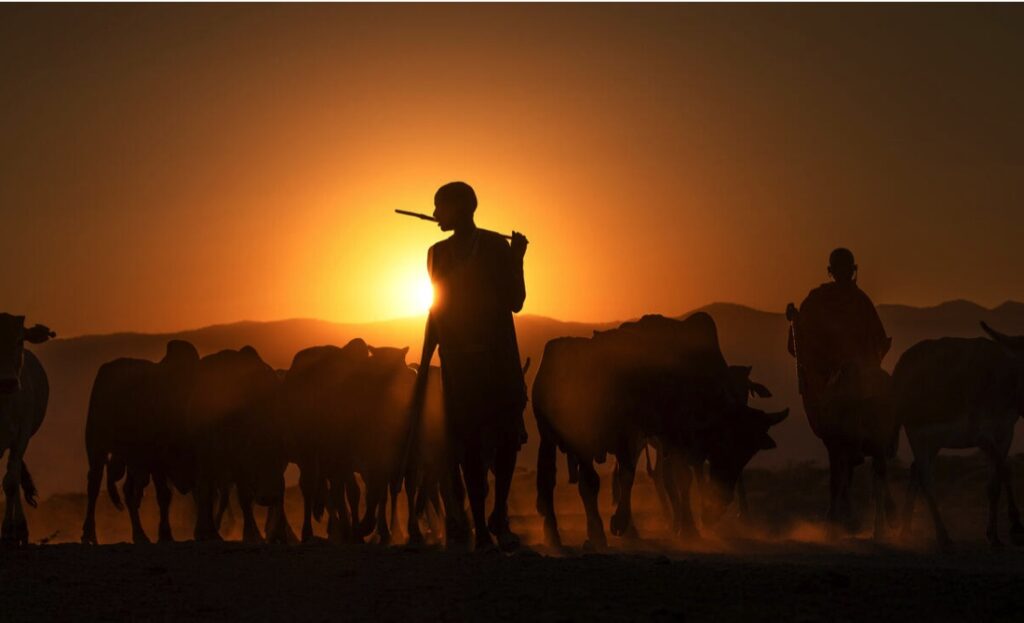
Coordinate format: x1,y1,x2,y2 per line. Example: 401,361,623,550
432,181,477,231
828,247,857,283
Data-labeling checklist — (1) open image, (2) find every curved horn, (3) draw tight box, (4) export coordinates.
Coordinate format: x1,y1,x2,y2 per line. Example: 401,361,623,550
763,408,790,426
981,321,1024,350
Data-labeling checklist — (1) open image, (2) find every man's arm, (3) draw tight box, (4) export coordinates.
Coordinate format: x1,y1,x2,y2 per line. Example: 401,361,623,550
506,231,528,313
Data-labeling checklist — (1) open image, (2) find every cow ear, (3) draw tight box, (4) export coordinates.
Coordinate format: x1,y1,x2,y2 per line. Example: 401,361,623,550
24,324,55,344
749,382,772,399
759,435,777,451
401,346,410,356
367,345,378,356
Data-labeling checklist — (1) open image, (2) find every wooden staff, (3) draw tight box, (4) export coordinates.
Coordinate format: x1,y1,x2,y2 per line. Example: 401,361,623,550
394,209,514,240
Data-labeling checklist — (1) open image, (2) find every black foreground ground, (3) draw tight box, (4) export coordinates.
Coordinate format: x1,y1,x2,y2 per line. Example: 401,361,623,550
2,539,1022,622
5,457,1024,621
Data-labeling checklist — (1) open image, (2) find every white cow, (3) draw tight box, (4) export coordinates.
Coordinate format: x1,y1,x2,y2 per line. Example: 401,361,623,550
0,313,55,545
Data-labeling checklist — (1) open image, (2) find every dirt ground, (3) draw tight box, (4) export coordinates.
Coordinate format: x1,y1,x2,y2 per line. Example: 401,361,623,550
3,455,1024,621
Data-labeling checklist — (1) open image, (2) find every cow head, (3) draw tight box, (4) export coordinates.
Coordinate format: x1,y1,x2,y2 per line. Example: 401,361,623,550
981,322,1024,412
700,406,789,526
0,314,55,394
368,345,410,368
727,365,773,405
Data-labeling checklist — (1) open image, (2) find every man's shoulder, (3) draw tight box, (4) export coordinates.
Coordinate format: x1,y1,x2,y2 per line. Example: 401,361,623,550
477,229,509,247
801,283,834,307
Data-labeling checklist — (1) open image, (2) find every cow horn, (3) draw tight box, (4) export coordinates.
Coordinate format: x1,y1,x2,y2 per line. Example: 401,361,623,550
764,408,789,426
981,321,1024,350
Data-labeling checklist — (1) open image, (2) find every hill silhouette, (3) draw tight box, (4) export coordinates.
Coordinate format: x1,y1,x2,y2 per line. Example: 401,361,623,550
26,301,1024,496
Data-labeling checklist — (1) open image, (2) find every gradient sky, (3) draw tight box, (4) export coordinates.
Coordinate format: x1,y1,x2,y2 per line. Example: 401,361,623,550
2,4,1022,336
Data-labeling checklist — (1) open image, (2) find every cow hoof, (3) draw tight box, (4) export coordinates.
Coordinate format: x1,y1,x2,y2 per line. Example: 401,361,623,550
497,530,521,552
582,538,606,553
474,532,496,553
194,531,223,543
243,533,264,545
987,531,1003,550
133,532,152,545
609,513,631,537
158,531,174,544
81,531,98,545
2,520,28,547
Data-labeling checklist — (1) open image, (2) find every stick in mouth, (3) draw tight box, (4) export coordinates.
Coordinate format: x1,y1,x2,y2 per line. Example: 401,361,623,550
394,209,514,240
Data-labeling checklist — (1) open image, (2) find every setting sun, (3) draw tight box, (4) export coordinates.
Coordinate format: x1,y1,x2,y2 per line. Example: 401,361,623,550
412,275,436,313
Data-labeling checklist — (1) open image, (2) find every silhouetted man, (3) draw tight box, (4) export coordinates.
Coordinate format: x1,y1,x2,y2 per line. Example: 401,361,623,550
414,181,528,551
788,248,890,420
787,248,893,534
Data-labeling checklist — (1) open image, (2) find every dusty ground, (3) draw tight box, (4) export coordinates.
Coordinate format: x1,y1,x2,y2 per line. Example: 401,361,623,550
2,455,1023,621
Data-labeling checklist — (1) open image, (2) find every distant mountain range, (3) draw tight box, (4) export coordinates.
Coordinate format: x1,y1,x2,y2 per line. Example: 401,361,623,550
27,300,1024,496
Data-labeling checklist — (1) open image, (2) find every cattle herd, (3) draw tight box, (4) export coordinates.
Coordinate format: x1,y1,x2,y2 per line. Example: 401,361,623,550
1,310,1023,550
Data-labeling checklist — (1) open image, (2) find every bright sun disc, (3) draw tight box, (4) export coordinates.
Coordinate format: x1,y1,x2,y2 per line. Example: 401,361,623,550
413,275,435,313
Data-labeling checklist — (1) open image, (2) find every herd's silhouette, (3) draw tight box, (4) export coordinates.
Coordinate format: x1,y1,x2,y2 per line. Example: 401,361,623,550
1,183,1023,551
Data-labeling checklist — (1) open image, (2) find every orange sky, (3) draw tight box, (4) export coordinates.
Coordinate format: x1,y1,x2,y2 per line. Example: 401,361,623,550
2,4,1023,336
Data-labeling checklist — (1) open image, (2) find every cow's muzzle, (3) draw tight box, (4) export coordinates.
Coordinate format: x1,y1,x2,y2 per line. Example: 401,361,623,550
0,377,20,394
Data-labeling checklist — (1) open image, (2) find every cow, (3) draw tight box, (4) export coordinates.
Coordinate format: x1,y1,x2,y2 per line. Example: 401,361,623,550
275,339,371,543
533,313,788,549
894,322,1024,547
0,314,55,545
639,364,774,526
273,341,417,545
186,346,285,542
81,340,200,544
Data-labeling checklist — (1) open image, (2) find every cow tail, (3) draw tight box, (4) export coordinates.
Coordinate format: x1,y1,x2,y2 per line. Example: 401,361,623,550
644,444,655,479
107,456,126,511
20,462,38,509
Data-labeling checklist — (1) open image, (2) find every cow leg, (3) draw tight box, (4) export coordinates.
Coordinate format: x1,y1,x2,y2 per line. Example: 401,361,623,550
237,484,263,544
610,445,639,539
154,472,174,543
535,435,562,548
346,473,362,535
825,443,844,540
488,435,521,551
388,479,402,543
326,473,354,543
124,467,151,545
735,473,749,520
578,461,606,550
440,458,471,551
298,466,317,543
1,436,30,546
1005,471,1024,545
915,451,952,548
662,454,698,540
871,456,889,541
81,450,106,545
405,473,425,546
192,476,222,542
900,460,920,540
462,450,494,552
651,447,673,525
264,502,296,544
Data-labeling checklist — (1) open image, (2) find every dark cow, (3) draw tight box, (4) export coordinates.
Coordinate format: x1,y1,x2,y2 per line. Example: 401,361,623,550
894,323,1024,547
533,313,788,549
186,346,284,542
640,364,774,526
81,340,200,544
0,314,54,545
276,339,371,542
274,341,416,545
